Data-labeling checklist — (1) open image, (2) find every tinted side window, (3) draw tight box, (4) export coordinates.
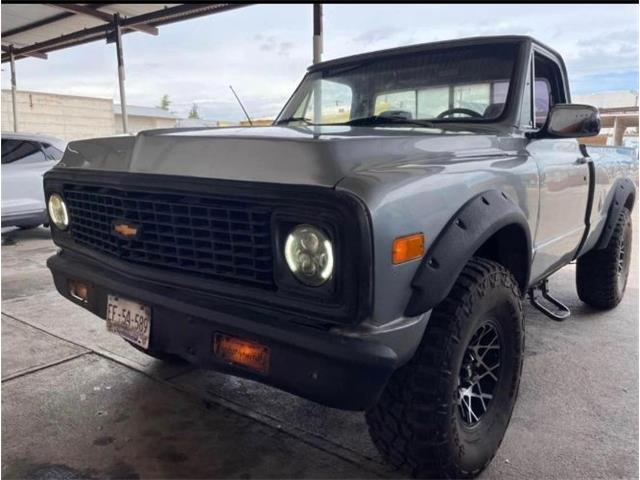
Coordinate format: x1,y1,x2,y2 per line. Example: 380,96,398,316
42,143,64,161
1,139,45,165
534,53,566,128
2,139,21,164
534,79,551,127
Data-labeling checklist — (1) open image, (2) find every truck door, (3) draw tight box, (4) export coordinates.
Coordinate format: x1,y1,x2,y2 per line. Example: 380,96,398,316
527,52,590,283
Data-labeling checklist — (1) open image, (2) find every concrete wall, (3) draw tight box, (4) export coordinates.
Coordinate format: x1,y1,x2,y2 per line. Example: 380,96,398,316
2,89,115,141
114,114,177,134
2,90,179,141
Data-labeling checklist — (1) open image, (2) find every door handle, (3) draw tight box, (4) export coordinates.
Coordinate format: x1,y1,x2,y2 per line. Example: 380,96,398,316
575,157,589,165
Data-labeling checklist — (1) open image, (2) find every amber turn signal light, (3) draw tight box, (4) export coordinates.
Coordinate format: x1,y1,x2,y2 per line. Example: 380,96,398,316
69,280,89,303
214,334,270,374
392,233,425,264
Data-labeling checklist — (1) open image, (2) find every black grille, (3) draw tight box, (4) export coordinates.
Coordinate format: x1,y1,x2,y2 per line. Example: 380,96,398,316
62,184,274,288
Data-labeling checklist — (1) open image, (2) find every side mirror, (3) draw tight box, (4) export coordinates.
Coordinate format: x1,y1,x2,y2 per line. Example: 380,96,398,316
544,104,601,138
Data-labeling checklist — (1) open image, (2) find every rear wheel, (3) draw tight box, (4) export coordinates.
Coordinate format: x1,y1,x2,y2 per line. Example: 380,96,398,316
576,207,632,309
366,258,524,478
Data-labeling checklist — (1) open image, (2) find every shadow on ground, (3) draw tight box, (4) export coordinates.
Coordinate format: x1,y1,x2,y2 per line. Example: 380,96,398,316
2,225,638,479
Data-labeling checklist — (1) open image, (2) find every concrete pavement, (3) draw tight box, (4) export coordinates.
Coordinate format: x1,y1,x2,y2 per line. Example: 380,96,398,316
2,226,638,479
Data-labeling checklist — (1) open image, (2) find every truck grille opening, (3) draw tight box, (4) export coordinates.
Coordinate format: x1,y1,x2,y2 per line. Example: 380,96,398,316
62,184,275,288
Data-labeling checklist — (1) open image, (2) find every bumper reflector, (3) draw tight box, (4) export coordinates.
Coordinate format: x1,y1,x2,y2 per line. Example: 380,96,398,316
214,334,270,374
69,280,89,303
392,233,425,264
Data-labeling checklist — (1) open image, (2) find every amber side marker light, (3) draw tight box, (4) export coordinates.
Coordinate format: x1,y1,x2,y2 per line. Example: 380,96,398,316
392,233,425,264
214,334,270,374
69,280,90,303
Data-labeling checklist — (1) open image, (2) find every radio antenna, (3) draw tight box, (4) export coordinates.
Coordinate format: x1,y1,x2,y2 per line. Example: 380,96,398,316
229,85,253,126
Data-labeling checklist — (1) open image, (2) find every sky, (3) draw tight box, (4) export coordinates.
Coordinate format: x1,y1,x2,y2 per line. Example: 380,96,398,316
1,4,638,121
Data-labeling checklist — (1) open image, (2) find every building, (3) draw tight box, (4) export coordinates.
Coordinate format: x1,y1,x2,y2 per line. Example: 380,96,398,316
239,118,275,126
176,118,222,128
2,89,114,140
114,105,178,134
2,89,179,141
573,90,638,147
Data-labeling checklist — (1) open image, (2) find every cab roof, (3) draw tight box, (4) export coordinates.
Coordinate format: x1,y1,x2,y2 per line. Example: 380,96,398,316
308,35,561,73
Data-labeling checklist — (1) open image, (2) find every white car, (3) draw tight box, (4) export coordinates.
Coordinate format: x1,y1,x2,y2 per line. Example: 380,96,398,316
2,132,66,228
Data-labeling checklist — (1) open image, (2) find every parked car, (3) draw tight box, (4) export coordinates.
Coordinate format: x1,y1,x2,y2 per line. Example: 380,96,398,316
2,132,66,228
44,36,636,478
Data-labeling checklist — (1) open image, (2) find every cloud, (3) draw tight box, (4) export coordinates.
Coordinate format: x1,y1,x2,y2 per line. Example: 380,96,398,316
278,41,294,57
353,26,402,44
256,34,276,51
565,30,638,78
1,4,637,122
255,35,294,57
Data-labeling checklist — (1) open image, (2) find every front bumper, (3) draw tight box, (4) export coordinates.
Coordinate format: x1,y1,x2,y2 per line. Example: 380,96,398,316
47,250,398,411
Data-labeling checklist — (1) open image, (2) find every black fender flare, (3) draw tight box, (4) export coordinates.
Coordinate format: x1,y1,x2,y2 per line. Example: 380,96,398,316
595,177,636,249
404,190,532,317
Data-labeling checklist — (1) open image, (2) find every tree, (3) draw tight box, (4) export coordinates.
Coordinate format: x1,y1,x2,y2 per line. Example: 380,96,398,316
188,103,200,119
157,94,171,111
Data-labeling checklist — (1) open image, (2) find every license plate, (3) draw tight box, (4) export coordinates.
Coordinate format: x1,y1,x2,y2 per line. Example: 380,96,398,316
106,295,151,349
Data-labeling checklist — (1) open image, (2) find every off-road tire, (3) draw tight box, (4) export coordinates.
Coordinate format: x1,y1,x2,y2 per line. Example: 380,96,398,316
366,257,524,479
576,207,632,309
127,341,187,364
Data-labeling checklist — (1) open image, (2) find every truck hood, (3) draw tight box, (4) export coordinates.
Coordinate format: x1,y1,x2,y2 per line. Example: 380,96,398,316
59,125,511,187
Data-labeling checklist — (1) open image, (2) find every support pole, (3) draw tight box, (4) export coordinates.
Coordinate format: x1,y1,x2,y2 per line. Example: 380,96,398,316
312,4,323,124
114,14,128,133
613,116,625,146
9,46,18,132
313,4,323,64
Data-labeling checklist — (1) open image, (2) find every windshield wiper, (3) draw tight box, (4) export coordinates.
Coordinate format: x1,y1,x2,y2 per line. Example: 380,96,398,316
275,116,313,125
341,115,435,128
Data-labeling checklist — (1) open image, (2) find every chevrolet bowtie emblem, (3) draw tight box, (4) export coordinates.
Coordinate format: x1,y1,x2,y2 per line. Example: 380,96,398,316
113,221,139,238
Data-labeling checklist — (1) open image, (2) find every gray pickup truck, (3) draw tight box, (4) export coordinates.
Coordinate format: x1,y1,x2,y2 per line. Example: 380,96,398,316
45,36,636,478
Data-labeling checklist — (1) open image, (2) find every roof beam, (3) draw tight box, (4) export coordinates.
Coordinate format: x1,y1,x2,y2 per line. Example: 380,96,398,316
1,45,47,60
120,3,251,28
45,4,158,36
2,23,108,62
2,4,112,38
2,11,74,38
1,3,251,63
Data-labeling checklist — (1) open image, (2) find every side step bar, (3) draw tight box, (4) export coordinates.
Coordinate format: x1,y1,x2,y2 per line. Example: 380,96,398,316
527,280,571,321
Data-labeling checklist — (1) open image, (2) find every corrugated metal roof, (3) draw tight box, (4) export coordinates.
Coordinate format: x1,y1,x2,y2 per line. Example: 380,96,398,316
1,4,250,62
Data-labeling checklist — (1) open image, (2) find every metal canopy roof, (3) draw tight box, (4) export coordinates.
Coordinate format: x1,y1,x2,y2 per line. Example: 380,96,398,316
1,3,249,63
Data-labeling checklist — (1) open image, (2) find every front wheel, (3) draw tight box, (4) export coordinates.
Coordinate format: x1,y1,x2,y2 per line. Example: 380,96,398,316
366,258,524,479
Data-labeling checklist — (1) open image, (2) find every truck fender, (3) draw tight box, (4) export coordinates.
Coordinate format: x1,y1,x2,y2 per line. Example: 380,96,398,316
595,177,636,250
404,190,531,317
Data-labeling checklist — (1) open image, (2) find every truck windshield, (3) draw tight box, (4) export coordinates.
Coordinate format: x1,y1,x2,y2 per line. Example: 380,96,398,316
277,43,518,126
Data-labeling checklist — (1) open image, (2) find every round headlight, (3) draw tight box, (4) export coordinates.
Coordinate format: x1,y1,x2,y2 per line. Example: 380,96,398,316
284,224,334,286
47,193,69,230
